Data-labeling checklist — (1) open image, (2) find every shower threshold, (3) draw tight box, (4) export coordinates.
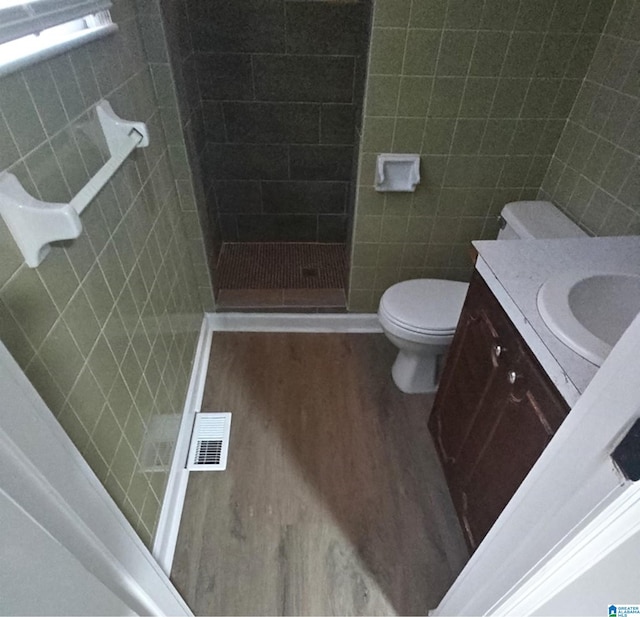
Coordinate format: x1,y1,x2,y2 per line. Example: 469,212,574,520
215,242,347,312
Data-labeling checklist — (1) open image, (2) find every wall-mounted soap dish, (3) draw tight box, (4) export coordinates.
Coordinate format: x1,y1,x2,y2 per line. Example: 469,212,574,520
375,153,420,192
0,100,148,268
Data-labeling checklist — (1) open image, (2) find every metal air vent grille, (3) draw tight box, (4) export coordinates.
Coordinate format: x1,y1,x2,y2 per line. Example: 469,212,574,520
187,412,231,471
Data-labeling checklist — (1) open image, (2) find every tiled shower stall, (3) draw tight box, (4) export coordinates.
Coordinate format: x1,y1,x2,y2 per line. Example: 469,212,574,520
164,0,373,308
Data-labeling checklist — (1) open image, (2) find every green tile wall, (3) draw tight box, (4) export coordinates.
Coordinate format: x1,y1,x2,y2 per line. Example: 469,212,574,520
539,0,640,235
348,0,613,312
140,0,219,308
0,0,206,546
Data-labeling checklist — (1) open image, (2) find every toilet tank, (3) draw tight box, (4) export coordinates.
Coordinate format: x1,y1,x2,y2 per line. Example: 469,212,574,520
498,201,587,240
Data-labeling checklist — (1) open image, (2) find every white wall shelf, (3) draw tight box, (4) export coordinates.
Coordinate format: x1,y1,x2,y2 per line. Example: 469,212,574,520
0,100,148,268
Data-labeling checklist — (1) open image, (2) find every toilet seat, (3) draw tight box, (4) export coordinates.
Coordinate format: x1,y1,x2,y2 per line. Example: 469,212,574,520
379,279,469,336
379,302,457,336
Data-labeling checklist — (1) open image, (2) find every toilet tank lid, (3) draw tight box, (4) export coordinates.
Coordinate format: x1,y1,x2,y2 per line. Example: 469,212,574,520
501,201,587,239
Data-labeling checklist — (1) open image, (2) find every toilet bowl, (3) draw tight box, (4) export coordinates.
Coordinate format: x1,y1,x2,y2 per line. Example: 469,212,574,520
377,200,588,394
378,279,469,393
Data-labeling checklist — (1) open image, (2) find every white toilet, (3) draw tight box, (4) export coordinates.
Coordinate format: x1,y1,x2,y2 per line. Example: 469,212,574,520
378,200,586,393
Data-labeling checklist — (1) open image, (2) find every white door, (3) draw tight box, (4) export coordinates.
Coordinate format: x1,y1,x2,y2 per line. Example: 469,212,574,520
0,488,132,615
0,339,192,616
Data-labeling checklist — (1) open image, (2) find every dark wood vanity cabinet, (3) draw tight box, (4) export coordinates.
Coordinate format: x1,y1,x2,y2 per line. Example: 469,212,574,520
429,271,569,551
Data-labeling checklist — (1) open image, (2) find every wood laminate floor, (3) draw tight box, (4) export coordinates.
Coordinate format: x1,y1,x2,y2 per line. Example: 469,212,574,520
171,333,468,616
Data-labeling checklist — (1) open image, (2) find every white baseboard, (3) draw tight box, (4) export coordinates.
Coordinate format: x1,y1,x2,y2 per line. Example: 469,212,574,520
152,310,381,574
152,316,213,575
207,312,381,333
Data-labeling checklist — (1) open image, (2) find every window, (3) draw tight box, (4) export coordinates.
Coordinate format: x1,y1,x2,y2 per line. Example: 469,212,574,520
0,0,116,77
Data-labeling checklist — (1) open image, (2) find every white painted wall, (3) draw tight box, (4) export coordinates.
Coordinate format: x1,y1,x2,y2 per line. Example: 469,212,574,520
533,528,640,616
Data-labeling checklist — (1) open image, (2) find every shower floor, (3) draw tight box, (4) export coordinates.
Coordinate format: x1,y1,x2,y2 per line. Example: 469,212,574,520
216,243,347,311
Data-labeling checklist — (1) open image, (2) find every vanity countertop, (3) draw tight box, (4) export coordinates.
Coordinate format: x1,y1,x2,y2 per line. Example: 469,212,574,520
473,235,640,406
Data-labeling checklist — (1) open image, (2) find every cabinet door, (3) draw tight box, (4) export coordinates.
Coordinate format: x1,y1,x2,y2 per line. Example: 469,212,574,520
460,354,568,548
429,274,502,469
429,272,569,552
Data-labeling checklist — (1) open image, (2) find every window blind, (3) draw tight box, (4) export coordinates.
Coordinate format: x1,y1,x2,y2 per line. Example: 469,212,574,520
0,0,116,77
0,0,113,45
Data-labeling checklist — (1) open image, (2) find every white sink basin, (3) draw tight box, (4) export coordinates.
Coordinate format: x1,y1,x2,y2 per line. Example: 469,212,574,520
537,271,640,366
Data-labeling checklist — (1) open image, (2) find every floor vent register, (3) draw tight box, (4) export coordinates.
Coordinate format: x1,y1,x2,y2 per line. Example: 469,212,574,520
187,412,232,471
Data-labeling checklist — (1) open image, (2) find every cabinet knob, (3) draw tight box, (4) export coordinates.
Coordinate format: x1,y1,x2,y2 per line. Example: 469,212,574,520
493,344,504,358
507,370,518,385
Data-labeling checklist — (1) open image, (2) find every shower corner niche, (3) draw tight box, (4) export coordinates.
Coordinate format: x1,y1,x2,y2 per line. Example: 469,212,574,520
375,153,420,192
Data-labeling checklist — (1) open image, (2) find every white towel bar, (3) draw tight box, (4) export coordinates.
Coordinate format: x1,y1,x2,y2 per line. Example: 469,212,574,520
0,100,148,267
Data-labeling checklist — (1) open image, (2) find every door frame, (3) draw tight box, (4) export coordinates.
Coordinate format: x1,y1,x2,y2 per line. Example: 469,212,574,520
491,481,640,615
0,339,191,615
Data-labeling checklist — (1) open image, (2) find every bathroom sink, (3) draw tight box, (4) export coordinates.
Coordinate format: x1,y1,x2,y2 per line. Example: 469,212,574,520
537,271,640,366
